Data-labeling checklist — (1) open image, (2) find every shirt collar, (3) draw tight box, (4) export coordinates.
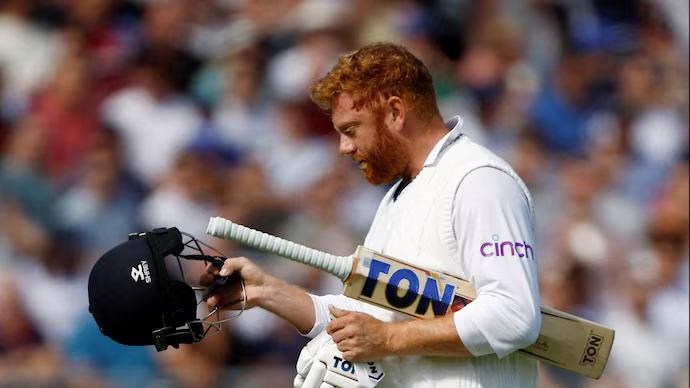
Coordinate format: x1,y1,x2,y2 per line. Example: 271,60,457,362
423,116,464,167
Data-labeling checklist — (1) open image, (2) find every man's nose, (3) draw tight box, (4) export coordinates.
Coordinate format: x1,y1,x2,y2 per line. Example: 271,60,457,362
338,134,356,155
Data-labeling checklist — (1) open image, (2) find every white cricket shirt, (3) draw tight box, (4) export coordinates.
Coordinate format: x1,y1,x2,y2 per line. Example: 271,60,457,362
308,117,541,387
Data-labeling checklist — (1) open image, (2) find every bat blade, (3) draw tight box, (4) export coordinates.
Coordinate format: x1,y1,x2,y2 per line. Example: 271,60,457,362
347,246,614,379
206,217,614,379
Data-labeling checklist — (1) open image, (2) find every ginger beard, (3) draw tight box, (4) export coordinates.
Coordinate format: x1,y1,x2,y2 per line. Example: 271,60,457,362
354,109,411,185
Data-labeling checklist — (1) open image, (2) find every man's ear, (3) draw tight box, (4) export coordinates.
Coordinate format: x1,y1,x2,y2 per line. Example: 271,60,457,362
385,96,405,132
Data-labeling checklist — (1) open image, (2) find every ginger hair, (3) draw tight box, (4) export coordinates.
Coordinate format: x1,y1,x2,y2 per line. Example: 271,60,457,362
309,42,440,121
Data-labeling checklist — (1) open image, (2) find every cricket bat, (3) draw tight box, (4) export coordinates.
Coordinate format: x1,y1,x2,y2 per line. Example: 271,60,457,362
206,216,614,379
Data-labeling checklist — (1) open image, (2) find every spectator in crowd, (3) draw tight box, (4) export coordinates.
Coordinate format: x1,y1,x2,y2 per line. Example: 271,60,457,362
253,98,337,208
56,128,144,265
139,140,224,241
101,52,203,187
29,52,99,184
210,45,273,152
0,0,62,121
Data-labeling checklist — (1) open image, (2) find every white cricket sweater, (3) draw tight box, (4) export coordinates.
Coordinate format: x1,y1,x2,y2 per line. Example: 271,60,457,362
308,116,541,387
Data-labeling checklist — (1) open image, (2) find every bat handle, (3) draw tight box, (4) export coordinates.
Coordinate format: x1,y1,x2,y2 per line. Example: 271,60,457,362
207,217,353,282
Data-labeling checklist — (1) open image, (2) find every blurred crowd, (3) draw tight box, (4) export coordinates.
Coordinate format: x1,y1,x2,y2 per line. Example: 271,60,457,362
0,0,687,387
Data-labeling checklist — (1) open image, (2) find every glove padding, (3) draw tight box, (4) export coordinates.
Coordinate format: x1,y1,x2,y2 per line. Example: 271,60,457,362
294,330,385,388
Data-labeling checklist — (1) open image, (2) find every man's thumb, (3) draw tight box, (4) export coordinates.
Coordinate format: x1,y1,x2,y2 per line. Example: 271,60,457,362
328,304,348,317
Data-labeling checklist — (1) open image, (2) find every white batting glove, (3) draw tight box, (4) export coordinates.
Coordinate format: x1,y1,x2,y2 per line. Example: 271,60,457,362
294,331,385,388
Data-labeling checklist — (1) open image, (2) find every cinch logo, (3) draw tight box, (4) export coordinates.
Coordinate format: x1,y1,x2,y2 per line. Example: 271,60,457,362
361,259,456,316
131,260,152,283
481,234,534,260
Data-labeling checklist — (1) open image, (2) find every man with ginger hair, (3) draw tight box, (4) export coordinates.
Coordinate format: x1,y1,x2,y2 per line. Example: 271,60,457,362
203,43,541,387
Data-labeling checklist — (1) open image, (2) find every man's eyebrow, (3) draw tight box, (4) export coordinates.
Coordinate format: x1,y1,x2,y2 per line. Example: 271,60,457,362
335,120,361,132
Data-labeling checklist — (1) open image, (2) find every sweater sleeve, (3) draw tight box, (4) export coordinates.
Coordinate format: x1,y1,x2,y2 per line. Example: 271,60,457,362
451,167,541,358
303,293,368,338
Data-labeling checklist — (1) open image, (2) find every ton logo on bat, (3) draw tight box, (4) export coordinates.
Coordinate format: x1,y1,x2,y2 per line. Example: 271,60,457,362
360,258,456,316
580,333,604,366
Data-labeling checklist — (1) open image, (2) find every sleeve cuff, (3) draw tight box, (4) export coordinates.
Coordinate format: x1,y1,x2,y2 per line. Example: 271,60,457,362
453,302,496,357
303,293,330,338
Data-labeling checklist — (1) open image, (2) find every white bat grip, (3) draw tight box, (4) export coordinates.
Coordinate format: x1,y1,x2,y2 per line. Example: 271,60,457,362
207,217,353,282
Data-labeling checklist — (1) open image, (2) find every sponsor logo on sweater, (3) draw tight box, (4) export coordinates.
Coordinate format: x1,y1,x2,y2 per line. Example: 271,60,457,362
481,234,534,260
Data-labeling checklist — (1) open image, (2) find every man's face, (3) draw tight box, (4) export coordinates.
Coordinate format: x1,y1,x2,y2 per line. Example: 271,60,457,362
332,94,409,185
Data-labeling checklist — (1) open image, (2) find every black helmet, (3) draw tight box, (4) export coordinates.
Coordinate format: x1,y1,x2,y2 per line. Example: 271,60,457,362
88,227,242,351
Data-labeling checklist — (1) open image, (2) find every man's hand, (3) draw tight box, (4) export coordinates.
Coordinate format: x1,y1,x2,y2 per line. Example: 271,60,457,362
327,305,392,362
201,256,317,334
199,256,268,311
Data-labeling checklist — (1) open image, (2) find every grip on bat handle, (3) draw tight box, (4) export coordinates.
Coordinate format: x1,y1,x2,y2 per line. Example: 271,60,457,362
207,216,354,282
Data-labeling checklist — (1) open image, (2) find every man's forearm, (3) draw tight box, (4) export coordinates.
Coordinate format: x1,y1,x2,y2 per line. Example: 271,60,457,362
386,314,473,357
256,275,315,334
